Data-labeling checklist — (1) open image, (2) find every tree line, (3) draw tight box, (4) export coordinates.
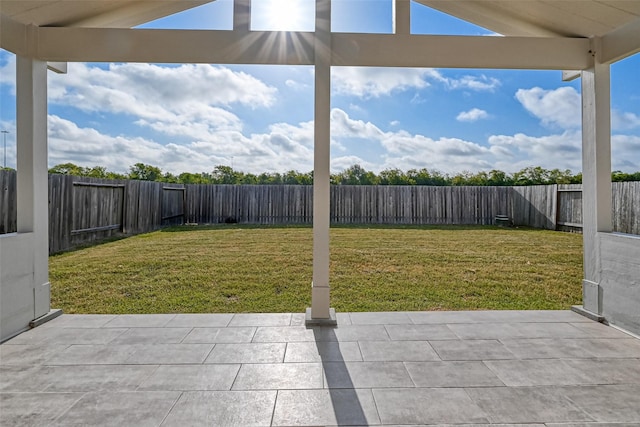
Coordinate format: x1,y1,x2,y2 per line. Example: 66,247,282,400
43,162,640,186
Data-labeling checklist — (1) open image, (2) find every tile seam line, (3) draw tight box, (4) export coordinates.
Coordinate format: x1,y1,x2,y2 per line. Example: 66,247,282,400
269,389,279,427
133,363,163,391
157,390,184,427
177,326,194,344
47,390,88,425
201,342,217,364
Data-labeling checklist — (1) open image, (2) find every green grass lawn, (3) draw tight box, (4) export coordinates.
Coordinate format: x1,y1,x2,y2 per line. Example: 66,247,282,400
50,225,583,313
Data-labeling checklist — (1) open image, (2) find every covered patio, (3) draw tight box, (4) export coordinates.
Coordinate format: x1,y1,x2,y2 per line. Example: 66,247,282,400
1,0,640,424
2,310,640,425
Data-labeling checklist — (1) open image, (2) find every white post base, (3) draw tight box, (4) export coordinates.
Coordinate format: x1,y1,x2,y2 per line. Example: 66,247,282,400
305,307,337,326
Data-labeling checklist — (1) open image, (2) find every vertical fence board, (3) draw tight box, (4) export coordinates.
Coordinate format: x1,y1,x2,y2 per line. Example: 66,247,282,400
0,170,17,234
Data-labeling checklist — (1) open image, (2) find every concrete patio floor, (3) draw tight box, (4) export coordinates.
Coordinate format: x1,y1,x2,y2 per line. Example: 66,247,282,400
1,310,640,426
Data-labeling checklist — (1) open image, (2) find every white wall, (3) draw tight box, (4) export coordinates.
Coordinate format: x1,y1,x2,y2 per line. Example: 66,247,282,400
0,57,50,342
598,232,640,335
0,233,39,341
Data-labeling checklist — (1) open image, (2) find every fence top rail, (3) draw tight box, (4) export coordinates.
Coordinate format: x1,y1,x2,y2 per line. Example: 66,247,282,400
72,182,125,188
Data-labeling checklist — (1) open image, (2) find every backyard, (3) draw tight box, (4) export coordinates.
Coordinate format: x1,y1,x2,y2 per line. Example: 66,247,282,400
49,225,583,313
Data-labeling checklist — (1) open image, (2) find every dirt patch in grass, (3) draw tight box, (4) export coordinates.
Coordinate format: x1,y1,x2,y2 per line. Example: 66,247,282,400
50,225,583,313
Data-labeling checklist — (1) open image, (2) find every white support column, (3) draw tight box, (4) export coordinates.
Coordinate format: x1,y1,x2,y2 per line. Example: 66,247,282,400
307,0,336,325
16,56,50,318
234,0,251,32
580,40,612,316
393,0,411,35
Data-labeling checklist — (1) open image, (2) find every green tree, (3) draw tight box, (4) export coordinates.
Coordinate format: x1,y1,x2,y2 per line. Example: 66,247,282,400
335,164,379,185
379,168,412,185
487,169,512,186
162,172,179,183
612,170,640,182
512,166,551,185
407,168,449,186
49,162,87,176
105,171,127,180
211,165,239,184
179,172,213,184
128,163,162,181
85,166,108,178
548,168,574,184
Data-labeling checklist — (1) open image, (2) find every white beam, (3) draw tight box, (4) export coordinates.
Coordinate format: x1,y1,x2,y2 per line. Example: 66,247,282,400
37,27,316,65
233,0,251,32
581,40,612,315
600,18,640,64
0,13,28,56
394,0,411,35
310,0,333,321
332,33,591,69
32,26,591,70
562,70,580,82
16,56,50,318
47,62,67,74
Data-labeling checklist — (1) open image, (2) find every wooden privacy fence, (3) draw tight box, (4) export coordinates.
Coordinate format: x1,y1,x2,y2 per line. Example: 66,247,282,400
1,172,185,253
0,170,639,253
46,175,185,253
185,184,313,224
186,185,511,225
331,185,511,225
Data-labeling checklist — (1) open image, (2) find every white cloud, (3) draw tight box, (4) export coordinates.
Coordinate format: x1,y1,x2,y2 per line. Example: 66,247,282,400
442,74,501,91
332,67,431,98
48,109,640,176
488,131,583,172
332,67,501,99
612,134,640,171
348,103,366,113
330,108,384,140
0,53,16,94
390,120,400,126
45,63,278,140
516,86,640,133
3,50,638,175
515,86,581,129
326,109,640,173
47,114,315,175
456,108,489,122
612,110,640,130
327,109,496,173
331,155,376,172
53,63,276,109
285,79,308,91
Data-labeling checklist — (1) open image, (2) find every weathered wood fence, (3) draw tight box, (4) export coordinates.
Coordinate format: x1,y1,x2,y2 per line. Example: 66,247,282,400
1,172,185,253
0,170,638,253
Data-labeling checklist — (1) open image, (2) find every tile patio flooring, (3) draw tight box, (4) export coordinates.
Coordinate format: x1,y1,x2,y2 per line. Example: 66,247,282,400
1,310,640,426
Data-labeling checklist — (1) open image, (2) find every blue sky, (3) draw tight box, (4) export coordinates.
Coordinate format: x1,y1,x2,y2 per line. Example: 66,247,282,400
0,0,639,175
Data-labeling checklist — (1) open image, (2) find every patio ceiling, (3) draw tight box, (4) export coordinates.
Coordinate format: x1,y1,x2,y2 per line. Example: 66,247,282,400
417,0,640,38
1,0,639,40
0,0,212,28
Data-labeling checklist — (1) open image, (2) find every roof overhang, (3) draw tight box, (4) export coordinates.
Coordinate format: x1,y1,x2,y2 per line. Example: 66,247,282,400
0,0,213,28
0,0,639,67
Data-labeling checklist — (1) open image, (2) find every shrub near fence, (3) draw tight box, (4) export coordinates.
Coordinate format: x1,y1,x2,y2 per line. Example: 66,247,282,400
0,169,639,253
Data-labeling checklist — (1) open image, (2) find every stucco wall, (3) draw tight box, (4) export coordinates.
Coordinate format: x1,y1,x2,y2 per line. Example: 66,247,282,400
0,233,36,341
599,232,640,335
